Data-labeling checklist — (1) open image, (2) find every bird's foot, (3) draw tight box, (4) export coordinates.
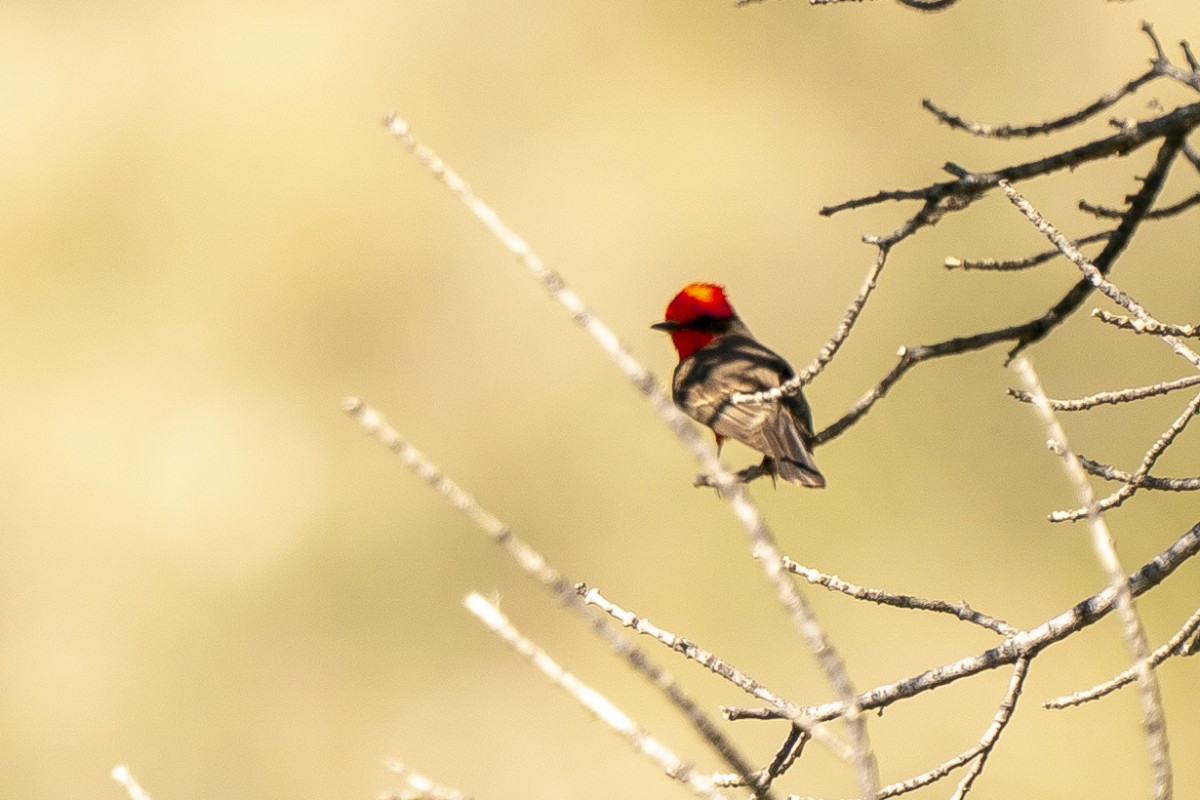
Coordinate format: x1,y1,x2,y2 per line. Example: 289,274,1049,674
692,460,774,490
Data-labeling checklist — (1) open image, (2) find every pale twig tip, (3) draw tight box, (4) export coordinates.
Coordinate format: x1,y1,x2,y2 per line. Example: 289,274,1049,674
383,113,409,135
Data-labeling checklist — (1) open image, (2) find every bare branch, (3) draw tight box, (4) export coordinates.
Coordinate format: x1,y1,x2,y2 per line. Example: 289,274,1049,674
1045,606,1200,709
797,243,891,387
814,325,1017,445
922,68,1157,139
820,102,1200,217
724,521,1200,724
875,658,1029,799
781,557,1017,636
464,593,732,800
1000,132,1186,361
111,766,154,800
378,118,694,456
1094,309,1200,338
1049,388,1200,522
573,583,852,758
730,229,905,410
1183,38,1200,75
384,761,472,800
992,170,1200,521
1143,21,1200,92
944,230,1111,272
1009,373,1200,410
949,183,1195,273
1065,449,1200,492
997,155,1200,371
1184,142,1200,173
1079,191,1200,220
712,726,809,792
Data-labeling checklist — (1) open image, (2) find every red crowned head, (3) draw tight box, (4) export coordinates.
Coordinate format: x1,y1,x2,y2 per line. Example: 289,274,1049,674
663,282,734,326
652,282,738,360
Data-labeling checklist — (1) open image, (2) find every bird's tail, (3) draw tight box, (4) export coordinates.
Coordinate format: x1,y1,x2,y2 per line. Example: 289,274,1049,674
772,455,826,488
764,410,826,488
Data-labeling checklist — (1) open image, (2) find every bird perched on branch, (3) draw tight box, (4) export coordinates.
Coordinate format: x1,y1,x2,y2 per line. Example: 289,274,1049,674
652,282,824,488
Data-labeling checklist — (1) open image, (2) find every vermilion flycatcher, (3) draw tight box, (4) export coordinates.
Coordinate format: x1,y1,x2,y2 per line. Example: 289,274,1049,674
652,282,825,487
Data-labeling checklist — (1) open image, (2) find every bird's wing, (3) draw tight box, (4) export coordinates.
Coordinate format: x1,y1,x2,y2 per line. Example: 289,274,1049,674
673,335,796,452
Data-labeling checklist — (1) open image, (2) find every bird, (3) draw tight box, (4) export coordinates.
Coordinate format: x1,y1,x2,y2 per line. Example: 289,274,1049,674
652,282,825,487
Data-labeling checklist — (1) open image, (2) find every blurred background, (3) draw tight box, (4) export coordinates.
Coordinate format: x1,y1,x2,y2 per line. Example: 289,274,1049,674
3,0,1198,797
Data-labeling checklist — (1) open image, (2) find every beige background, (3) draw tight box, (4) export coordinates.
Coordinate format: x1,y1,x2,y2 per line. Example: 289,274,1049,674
3,1,1198,798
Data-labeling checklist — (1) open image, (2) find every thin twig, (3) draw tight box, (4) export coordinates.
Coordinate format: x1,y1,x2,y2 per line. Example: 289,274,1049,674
797,243,891,387
922,68,1157,139
1013,357,1171,800
997,166,1200,371
1045,606,1200,709
820,102,1200,217
574,583,851,758
729,234,901,411
1009,373,1200,411
1185,142,1200,173
1183,38,1200,75
944,230,1111,272
1079,191,1200,221
1049,388,1200,521
712,726,809,791
761,726,809,788
781,557,1016,636
998,172,1200,523
873,657,1029,799
111,766,154,800
464,593,731,800
1063,448,1200,492
383,761,472,800
1143,21,1200,92
1094,309,1200,338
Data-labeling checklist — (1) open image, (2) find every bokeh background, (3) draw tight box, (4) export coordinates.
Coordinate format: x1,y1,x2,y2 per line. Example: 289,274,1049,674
3,0,1198,797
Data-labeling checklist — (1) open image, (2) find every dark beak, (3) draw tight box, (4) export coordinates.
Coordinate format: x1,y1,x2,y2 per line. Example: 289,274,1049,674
651,320,678,332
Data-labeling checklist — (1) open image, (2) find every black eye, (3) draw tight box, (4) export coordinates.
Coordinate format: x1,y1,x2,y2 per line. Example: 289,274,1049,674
694,315,729,332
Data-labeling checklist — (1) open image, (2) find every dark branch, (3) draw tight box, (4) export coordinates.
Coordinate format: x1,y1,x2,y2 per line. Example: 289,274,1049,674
820,102,1200,217
818,130,1187,443
922,68,1157,139
1071,453,1200,492
1079,191,1200,220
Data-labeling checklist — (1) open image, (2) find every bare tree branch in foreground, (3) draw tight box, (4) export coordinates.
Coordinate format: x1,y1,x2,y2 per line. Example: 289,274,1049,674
111,766,154,800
